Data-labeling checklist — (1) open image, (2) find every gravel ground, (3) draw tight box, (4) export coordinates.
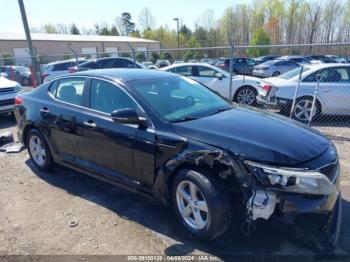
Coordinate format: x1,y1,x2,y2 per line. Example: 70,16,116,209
1,113,350,258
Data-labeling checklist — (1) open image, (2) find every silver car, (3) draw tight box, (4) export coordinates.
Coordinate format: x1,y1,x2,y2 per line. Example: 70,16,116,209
0,75,23,114
253,59,300,78
42,58,87,83
257,64,350,122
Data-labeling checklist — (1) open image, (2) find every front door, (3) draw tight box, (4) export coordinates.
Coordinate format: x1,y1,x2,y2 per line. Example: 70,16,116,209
80,78,156,186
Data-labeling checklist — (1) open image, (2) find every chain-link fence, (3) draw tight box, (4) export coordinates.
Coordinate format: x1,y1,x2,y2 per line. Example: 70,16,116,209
1,42,349,135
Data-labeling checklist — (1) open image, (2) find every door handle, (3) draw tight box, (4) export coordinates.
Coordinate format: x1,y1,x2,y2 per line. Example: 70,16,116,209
40,107,49,114
83,120,97,128
322,88,331,92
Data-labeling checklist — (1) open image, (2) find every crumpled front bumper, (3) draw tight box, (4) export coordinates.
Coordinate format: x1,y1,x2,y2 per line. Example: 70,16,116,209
247,168,342,245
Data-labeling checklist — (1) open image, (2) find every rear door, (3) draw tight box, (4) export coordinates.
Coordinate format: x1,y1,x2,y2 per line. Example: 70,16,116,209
317,67,350,114
42,77,88,162
79,78,156,186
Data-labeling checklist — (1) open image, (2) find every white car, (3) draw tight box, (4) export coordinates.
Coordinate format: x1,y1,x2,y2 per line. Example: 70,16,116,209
161,63,261,105
42,58,87,83
257,63,350,122
0,75,23,114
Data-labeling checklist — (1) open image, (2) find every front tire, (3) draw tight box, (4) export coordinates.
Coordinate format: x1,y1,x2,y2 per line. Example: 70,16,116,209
291,97,321,123
272,71,280,77
26,129,54,172
172,169,232,240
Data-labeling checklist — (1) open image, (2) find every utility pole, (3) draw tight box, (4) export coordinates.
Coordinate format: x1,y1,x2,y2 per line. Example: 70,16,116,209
18,0,41,86
174,18,180,59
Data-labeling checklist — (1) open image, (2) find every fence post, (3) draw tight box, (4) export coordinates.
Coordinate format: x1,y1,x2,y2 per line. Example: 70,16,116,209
229,45,234,102
67,44,79,69
126,42,136,68
308,74,321,126
290,66,304,118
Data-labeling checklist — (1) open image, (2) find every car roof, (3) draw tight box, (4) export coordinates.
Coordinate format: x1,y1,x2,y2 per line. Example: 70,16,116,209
306,63,350,70
70,68,175,82
48,58,86,66
162,62,215,70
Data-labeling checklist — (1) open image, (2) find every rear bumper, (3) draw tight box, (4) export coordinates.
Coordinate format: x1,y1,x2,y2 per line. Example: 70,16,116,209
257,95,291,110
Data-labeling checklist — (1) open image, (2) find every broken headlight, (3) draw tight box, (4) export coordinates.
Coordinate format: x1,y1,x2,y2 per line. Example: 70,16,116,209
245,161,337,196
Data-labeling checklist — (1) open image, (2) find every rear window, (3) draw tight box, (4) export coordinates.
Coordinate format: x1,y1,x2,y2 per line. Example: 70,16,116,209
278,67,310,79
53,62,74,71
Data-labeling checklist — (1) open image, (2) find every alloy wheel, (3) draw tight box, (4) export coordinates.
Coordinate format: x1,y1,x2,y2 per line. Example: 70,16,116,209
29,135,47,166
237,88,256,105
293,99,317,122
176,180,209,230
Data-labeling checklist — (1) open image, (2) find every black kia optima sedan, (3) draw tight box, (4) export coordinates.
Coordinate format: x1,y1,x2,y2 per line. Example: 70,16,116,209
14,69,342,241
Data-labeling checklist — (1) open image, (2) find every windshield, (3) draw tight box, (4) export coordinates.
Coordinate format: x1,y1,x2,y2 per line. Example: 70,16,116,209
278,67,310,79
129,76,230,122
14,66,30,73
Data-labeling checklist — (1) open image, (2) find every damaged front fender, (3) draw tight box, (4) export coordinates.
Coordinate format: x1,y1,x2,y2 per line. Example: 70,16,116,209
152,141,253,205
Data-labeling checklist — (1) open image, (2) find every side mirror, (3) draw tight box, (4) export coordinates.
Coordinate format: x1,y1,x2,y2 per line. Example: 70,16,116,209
111,108,148,127
215,72,223,80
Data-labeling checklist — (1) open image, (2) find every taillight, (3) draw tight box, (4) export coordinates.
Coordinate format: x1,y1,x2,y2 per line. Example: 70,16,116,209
68,67,77,73
15,96,23,105
263,84,271,92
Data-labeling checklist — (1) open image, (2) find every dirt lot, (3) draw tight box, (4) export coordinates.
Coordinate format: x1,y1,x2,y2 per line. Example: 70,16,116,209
1,113,350,258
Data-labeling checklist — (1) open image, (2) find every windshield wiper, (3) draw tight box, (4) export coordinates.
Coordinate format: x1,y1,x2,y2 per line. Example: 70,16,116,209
170,116,200,123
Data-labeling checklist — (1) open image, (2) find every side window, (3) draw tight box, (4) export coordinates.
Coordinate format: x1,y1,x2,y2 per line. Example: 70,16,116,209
319,68,349,82
53,63,68,71
49,81,58,96
169,66,192,76
303,72,317,82
246,59,255,65
197,66,216,77
56,78,85,106
98,59,115,69
117,59,135,68
90,79,137,114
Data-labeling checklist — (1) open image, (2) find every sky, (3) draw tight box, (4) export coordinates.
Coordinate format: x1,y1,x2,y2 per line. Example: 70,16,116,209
0,0,247,33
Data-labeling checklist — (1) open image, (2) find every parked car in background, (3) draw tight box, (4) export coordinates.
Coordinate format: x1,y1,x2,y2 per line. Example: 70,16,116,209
162,63,261,105
155,60,170,68
1,66,32,86
14,69,341,241
278,55,312,65
188,59,199,63
252,59,300,78
215,57,256,75
200,59,211,64
173,60,185,64
71,57,145,73
253,55,279,65
142,62,157,70
257,64,350,122
0,74,23,113
42,58,88,83
310,55,343,64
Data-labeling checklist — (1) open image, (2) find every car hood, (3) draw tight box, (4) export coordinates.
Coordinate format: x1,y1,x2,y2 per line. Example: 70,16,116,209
0,77,19,88
172,106,330,167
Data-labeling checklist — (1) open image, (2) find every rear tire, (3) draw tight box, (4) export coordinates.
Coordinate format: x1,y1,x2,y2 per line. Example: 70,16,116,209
272,71,280,77
234,86,257,106
172,169,232,240
26,129,54,172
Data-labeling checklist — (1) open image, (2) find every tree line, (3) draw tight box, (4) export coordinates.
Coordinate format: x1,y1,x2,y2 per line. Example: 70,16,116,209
31,0,350,58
